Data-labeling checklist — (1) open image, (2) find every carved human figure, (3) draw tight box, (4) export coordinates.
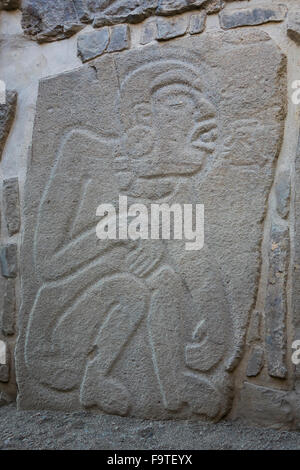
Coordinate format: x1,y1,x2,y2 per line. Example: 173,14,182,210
25,61,232,419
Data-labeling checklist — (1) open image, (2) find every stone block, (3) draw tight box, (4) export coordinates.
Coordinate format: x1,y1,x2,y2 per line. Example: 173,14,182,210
220,5,287,30
3,178,20,237
16,30,286,420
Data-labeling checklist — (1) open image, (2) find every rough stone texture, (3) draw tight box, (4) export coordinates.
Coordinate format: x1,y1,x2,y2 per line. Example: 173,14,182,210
92,0,158,28
0,391,12,406
287,10,300,45
246,345,264,377
107,24,130,52
219,5,287,30
236,382,293,429
294,132,300,392
189,12,206,35
156,16,189,40
275,170,290,219
77,28,110,62
0,244,18,279
3,178,20,237
0,0,19,9
21,1,228,43
265,223,289,379
140,20,157,45
247,310,262,343
0,365,9,383
0,340,6,364
16,30,286,420
2,279,16,336
156,0,224,16
0,348,10,383
3,403,300,449
21,0,84,43
0,91,17,160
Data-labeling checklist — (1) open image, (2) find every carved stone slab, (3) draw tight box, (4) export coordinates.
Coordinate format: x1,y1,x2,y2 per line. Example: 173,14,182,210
16,30,286,420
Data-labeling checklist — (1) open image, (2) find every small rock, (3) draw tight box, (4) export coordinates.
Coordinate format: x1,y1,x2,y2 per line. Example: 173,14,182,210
265,223,289,379
107,24,130,53
77,28,110,63
0,244,18,278
3,177,20,237
156,16,189,41
140,21,157,45
0,364,9,382
246,345,264,377
287,10,300,45
219,5,287,30
0,91,17,160
156,0,223,16
189,12,206,35
0,340,6,364
2,278,16,336
275,170,290,219
21,0,84,43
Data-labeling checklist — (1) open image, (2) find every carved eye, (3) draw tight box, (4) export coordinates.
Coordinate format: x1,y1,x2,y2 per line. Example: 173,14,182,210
125,125,154,158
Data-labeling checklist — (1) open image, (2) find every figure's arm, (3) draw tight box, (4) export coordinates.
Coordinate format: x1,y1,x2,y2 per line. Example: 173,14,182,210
34,130,116,281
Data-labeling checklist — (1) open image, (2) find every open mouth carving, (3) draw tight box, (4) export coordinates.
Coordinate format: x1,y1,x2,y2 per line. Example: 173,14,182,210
190,118,218,152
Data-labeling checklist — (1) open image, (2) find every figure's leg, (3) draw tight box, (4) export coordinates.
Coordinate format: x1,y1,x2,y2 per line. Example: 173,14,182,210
147,265,228,419
80,274,149,416
147,267,185,411
25,280,101,392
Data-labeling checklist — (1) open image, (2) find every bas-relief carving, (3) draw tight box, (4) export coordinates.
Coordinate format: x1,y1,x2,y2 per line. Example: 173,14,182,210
17,31,286,420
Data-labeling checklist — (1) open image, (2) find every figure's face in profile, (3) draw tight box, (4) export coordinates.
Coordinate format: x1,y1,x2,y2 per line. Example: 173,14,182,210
123,82,218,178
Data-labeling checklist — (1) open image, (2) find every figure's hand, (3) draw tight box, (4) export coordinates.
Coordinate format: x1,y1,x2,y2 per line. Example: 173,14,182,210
125,240,165,278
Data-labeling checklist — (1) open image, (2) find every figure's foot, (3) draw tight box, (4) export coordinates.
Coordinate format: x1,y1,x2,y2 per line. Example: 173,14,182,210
80,374,130,416
182,372,221,420
162,393,183,412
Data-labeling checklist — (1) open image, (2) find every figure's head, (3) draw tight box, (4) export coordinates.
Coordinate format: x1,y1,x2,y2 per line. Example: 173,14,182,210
115,60,218,196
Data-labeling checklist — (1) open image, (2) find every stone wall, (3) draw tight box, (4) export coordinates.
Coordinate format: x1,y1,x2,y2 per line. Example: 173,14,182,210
0,0,300,429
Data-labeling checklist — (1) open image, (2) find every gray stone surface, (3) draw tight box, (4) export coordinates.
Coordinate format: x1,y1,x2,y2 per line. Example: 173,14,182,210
156,16,189,40
2,279,16,336
16,30,286,420
246,345,264,377
2,403,300,449
21,1,228,43
275,170,290,219
236,382,293,429
92,0,158,28
189,12,206,35
140,20,157,45
0,91,17,160
21,0,84,43
3,178,20,237
0,0,19,9
0,244,18,279
77,28,110,62
0,391,12,407
219,5,287,30
247,310,262,343
294,131,300,390
265,223,289,379
156,0,224,16
0,365,9,383
107,24,130,52
287,10,300,45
